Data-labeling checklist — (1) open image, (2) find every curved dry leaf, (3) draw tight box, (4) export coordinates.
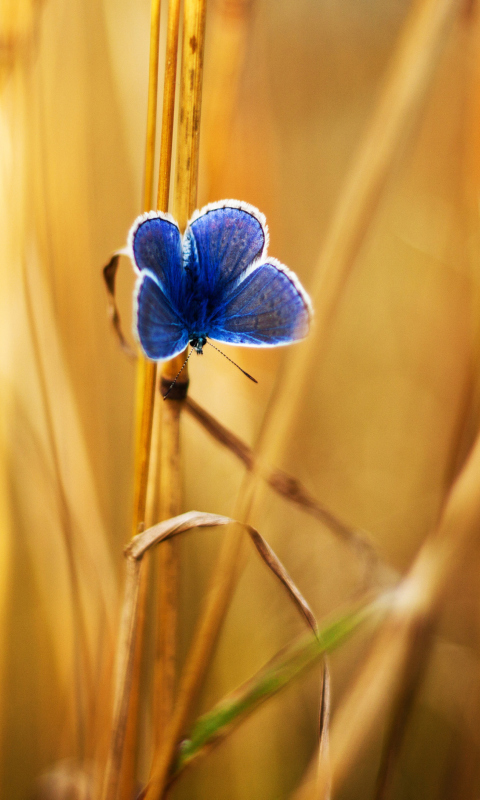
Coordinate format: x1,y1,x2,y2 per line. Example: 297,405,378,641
102,252,137,359
105,509,317,800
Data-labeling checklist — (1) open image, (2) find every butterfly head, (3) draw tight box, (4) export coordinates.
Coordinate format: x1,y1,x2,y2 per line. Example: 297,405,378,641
189,335,207,354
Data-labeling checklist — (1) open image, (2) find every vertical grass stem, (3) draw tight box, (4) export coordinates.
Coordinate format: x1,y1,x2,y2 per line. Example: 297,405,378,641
146,0,207,794
109,2,163,798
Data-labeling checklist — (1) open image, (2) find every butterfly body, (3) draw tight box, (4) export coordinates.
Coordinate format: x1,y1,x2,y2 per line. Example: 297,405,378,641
129,200,312,362
189,335,207,354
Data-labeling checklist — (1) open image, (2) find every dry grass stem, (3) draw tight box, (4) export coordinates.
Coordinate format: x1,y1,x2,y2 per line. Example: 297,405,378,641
248,529,318,635
202,0,254,199
104,508,317,799
23,265,93,754
150,0,183,752
150,0,206,766
102,254,137,359
315,661,332,800
101,558,145,800
173,0,207,230
146,522,246,797
249,0,462,510
153,400,182,750
291,662,333,800
115,0,163,793
302,425,480,799
185,396,380,578
102,513,226,800
128,512,232,560
157,0,182,213
168,597,387,784
144,0,162,212
128,510,316,635
145,504,318,797
373,619,435,800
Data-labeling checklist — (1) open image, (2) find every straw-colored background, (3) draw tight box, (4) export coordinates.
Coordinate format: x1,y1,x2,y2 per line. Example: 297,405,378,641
1,0,479,797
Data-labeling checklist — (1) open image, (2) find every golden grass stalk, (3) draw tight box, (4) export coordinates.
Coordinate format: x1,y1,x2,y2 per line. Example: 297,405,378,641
250,0,462,512
144,0,162,213
132,0,163,542
150,0,182,754
152,403,182,750
103,506,320,800
201,0,254,200
145,503,319,796
172,0,207,231
105,1,163,796
143,0,460,790
290,663,333,800
24,267,94,753
300,420,480,797
184,396,380,580
102,513,226,800
372,628,433,800
145,518,246,797
149,0,206,763
156,0,181,214
104,0,207,787
128,510,320,635
315,662,332,800
167,598,385,784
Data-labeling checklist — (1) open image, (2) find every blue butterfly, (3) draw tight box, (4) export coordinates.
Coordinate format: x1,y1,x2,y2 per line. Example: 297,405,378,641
129,200,312,366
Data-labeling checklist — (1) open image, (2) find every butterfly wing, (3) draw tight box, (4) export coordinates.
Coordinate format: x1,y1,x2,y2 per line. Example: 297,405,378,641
134,271,188,360
208,259,311,347
184,201,267,294
128,212,183,297
129,202,310,356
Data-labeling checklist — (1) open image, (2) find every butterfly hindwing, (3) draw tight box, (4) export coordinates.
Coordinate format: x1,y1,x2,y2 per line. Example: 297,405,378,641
184,201,267,294
134,271,188,360
208,259,311,347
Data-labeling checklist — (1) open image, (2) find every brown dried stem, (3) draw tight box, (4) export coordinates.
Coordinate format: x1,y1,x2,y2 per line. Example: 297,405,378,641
150,0,207,766
185,396,380,581
144,506,317,799
102,510,318,800
110,1,163,797
23,264,93,758
144,0,162,212
250,0,461,486
300,427,480,799
316,661,332,800
168,597,385,785
157,0,181,213
150,0,183,756
202,0,254,199
373,619,434,800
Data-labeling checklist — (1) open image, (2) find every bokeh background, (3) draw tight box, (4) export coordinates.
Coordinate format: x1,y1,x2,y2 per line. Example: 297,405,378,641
1,0,480,797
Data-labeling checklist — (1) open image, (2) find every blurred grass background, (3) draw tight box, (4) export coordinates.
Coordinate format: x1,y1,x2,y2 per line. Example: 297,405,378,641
1,0,480,798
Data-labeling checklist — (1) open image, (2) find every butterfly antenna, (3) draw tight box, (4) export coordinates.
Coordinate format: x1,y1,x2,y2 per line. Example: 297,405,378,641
205,341,258,383
163,348,194,399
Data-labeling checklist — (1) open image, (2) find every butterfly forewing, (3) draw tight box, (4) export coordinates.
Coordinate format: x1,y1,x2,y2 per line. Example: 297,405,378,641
186,202,267,294
130,213,182,294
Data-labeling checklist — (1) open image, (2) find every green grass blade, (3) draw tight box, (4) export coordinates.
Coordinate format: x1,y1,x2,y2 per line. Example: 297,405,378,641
172,594,391,778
